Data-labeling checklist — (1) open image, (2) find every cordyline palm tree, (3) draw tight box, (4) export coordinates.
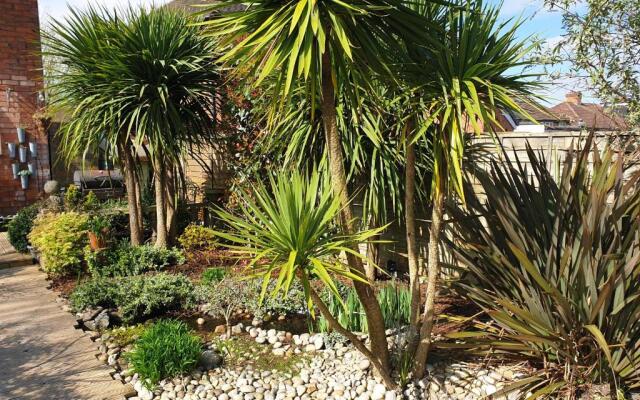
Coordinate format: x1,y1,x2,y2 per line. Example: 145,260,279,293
405,0,541,377
115,7,221,247
44,7,145,245
202,0,435,379
44,6,221,247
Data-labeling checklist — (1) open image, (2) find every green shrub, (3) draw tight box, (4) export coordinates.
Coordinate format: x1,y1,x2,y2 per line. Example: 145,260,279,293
70,278,120,312
86,242,185,277
448,137,640,396
178,224,217,252
118,273,195,323
64,184,82,210
197,277,252,336
127,320,201,388
70,273,196,323
201,268,226,285
83,190,99,211
246,278,308,318
28,212,89,276
7,203,40,253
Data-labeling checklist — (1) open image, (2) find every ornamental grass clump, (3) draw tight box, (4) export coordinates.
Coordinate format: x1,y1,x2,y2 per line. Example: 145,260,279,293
127,320,202,388
447,135,640,398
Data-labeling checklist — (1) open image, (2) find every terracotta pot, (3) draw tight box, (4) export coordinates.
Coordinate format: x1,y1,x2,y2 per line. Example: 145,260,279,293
88,231,107,250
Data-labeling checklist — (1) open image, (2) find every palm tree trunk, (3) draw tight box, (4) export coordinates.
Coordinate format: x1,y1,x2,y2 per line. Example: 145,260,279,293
133,168,144,236
405,137,422,348
165,163,177,246
120,141,142,246
320,51,390,375
154,155,168,248
413,178,444,379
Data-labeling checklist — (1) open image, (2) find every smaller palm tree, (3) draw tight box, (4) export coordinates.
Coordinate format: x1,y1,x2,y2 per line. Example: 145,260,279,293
212,169,395,386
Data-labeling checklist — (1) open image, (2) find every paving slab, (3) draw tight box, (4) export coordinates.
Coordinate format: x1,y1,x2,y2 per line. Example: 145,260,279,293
0,261,132,399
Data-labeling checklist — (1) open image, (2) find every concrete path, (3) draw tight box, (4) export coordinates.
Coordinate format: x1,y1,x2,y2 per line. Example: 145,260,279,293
0,232,33,270
0,235,133,399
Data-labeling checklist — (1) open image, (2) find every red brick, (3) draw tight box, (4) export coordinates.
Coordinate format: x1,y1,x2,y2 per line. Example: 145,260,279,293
0,0,47,216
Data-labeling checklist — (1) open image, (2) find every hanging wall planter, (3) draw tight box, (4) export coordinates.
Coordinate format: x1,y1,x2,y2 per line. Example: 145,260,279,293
29,142,37,158
18,170,31,189
12,163,20,179
17,127,26,144
27,162,36,176
19,146,28,163
7,143,16,159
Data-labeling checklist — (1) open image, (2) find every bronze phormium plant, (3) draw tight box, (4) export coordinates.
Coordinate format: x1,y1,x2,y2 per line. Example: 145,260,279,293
446,135,640,398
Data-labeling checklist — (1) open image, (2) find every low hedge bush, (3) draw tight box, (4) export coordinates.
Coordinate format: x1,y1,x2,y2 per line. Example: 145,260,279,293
7,203,40,253
28,212,89,276
86,242,185,277
70,273,196,323
127,320,201,388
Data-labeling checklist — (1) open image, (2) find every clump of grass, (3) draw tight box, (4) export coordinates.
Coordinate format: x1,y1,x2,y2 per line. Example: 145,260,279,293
212,336,309,375
127,320,202,388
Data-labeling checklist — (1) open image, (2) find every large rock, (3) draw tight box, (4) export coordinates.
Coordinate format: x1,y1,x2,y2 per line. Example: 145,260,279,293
199,350,223,370
84,309,110,331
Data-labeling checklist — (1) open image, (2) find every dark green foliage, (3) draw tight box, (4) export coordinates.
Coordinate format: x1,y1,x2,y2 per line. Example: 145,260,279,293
201,268,226,285
127,320,201,388
448,136,640,396
86,215,110,236
317,281,410,333
70,273,196,323
86,242,185,278
70,278,120,312
7,203,39,253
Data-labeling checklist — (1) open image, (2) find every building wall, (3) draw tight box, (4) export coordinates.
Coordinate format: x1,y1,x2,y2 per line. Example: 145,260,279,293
0,0,48,216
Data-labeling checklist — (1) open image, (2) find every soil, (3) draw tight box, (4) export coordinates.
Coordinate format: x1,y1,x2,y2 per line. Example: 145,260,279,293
165,249,246,281
48,274,80,298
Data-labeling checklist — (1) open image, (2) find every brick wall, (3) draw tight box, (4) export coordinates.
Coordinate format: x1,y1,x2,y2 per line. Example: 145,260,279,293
0,0,48,216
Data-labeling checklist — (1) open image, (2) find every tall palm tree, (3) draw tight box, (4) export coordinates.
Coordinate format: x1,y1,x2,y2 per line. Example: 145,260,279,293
113,7,221,247
44,6,221,247
407,0,541,377
202,0,433,377
44,7,145,245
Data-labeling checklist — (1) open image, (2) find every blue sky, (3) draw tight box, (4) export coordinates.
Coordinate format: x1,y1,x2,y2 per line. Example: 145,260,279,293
38,0,589,106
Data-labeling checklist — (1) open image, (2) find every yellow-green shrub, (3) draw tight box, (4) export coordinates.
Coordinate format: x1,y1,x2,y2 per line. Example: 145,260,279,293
178,224,216,252
29,212,89,276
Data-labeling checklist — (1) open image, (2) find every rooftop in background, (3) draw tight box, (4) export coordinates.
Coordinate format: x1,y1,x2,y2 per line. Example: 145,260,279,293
550,92,628,131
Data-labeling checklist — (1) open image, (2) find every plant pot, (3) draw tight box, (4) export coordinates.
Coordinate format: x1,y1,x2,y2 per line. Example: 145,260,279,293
7,143,16,159
29,142,37,158
20,174,29,190
11,163,20,180
19,146,28,163
27,163,36,176
17,128,26,144
87,231,107,251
